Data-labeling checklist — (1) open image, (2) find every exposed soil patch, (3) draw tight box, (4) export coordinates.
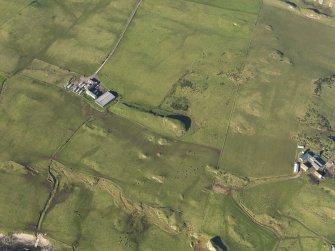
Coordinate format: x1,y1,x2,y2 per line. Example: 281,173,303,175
0,233,53,251
212,183,232,195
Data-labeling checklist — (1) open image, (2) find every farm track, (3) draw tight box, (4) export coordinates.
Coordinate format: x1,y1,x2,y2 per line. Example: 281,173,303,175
94,0,143,75
276,211,332,245
231,193,282,240
231,192,332,250
246,173,301,189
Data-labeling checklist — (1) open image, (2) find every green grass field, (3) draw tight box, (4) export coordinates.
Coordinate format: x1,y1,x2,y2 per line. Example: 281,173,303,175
239,177,335,244
0,161,49,233
56,116,219,227
0,0,137,75
100,0,261,148
0,0,335,250
42,0,137,74
220,0,335,178
0,74,89,163
202,194,277,250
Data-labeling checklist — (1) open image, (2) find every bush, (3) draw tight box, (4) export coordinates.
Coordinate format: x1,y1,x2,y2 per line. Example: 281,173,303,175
170,97,190,111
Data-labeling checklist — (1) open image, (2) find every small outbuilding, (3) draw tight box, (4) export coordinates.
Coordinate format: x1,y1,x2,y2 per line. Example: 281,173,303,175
313,171,323,179
293,162,300,174
86,90,97,100
300,162,310,172
299,151,314,162
95,91,116,107
311,160,322,171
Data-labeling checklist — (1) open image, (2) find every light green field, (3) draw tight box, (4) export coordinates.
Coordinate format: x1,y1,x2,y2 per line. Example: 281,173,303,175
277,238,329,251
0,74,88,163
202,194,277,250
0,0,335,250
109,102,189,137
56,116,219,226
42,0,137,74
0,0,32,23
0,161,49,233
0,0,137,75
0,1,77,74
43,177,132,250
220,0,335,178
21,59,78,87
239,177,335,244
100,0,261,147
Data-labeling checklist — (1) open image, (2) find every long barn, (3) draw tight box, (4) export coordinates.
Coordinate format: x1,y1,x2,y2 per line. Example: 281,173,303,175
95,92,116,107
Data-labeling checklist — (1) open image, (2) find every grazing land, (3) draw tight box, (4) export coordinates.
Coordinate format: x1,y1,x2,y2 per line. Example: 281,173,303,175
0,0,335,250
100,0,261,148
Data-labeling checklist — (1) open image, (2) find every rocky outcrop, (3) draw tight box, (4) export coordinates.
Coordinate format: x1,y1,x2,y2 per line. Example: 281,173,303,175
0,233,53,251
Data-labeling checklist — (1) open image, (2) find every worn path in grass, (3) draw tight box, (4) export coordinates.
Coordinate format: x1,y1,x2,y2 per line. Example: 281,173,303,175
277,211,332,245
231,193,332,248
94,0,142,75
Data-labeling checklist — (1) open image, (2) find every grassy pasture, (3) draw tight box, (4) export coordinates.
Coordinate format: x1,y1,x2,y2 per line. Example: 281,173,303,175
277,238,329,251
1,0,335,250
0,1,77,74
159,72,237,148
43,178,134,251
183,0,261,14
0,74,89,164
239,179,305,216
42,0,137,74
220,0,335,178
100,0,260,147
21,59,78,87
56,114,220,232
240,177,335,243
0,161,49,233
43,163,192,251
109,102,175,137
0,0,31,25
0,0,136,75
202,193,277,250
101,0,260,105
138,225,190,251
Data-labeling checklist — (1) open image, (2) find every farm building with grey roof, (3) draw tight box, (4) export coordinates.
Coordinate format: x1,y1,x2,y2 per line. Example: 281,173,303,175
95,92,116,107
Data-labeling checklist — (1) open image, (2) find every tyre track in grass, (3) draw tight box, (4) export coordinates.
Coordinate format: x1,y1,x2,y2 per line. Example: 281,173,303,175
276,211,332,245
231,193,282,240
231,193,332,250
